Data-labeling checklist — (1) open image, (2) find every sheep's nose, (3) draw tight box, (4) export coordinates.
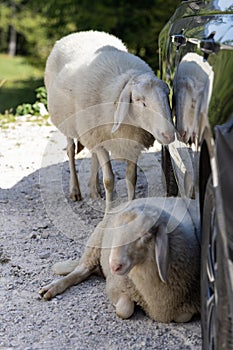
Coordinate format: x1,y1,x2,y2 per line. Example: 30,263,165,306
111,262,123,274
179,130,187,143
161,131,175,144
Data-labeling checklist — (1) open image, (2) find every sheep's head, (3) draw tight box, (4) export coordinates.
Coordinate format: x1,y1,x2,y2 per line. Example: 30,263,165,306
174,77,204,143
109,208,170,283
109,229,153,276
112,73,175,145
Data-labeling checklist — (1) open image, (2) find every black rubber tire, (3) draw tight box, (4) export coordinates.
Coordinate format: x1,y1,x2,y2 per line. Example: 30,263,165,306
201,177,233,349
201,176,217,349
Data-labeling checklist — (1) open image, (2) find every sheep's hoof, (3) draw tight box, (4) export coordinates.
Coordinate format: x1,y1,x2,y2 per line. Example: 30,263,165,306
90,190,102,200
70,192,82,201
116,295,134,319
39,284,57,300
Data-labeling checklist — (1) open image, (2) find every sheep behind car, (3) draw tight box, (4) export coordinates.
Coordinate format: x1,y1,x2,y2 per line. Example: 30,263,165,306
39,197,200,323
45,31,175,211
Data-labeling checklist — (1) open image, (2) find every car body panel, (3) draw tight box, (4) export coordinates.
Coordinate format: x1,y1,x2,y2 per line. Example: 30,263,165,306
159,0,233,231
215,119,233,288
159,1,233,347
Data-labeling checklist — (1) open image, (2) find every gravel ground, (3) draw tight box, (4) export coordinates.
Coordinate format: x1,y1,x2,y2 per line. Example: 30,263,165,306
0,116,202,350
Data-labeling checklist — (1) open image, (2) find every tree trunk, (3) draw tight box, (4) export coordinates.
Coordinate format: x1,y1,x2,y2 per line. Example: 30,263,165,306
8,25,17,56
8,0,17,57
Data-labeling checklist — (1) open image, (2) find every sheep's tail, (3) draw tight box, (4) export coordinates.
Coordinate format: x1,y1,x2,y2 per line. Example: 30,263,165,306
52,260,79,275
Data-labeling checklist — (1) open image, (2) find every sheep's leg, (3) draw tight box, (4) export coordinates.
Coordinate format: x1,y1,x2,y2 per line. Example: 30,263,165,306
116,294,135,319
39,234,102,300
67,137,82,201
126,160,137,200
89,152,102,199
39,263,94,300
174,312,194,323
96,148,114,212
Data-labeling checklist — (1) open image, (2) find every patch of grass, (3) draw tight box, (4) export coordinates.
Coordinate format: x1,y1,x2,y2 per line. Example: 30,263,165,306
0,112,51,129
0,54,44,113
0,110,17,129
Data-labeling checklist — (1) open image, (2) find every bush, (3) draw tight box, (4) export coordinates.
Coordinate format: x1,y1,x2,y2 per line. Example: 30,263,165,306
35,86,47,107
16,86,47,116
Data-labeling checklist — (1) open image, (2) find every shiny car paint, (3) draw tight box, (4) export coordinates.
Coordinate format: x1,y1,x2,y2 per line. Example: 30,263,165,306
158,1,233,348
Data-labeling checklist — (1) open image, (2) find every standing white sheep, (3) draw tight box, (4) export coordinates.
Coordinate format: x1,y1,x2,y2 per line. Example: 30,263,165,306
39,197,200,323
45,31,175,211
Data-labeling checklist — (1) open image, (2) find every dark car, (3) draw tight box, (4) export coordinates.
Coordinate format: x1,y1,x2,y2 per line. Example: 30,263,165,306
158,1,233,349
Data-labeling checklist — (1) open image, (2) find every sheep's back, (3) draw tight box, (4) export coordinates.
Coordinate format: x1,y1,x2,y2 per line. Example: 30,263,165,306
45,31,153,130
45,31,127,80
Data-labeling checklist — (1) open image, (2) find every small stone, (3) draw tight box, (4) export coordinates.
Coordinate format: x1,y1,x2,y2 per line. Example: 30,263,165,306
0,256,11,264
41,232,49,239
29,232,37,239
25,195,34,200
33,224,49,231
137,184,144,189
38,252,50,259
7,284,14,290
0,199,8,204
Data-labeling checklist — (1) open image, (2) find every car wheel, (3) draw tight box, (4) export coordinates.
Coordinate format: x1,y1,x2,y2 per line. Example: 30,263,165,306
201,176,217,349
161,145,178,196
201,176,233,349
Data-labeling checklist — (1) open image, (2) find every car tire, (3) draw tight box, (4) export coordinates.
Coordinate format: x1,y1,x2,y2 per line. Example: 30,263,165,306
201,176,217,349
201,176,233,349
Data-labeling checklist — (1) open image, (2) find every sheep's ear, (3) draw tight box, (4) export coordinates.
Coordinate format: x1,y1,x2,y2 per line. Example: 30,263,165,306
112,82,132,133
157,79,170,95
178,77,194,92
153,223,169,283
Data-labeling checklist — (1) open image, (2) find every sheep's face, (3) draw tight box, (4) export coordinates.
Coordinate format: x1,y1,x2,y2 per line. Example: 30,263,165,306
109,231,152,275
130,75,175,145
112,73,175,145
175,77,202,143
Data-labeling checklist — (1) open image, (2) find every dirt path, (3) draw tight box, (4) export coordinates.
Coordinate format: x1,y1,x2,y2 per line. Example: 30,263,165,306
0,117,201,350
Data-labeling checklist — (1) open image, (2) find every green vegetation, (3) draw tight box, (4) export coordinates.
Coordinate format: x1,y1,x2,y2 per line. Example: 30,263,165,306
0,85,49,129
16,86,47,116
0,110,50,129
1,0,180,69
0,110,17,129
0,0,180,115
0,54,43,113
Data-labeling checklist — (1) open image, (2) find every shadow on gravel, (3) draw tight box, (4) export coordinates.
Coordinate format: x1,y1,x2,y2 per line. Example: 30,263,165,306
0,153,201,350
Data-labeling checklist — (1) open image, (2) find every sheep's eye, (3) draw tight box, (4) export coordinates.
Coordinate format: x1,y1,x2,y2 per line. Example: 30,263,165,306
135,98,146,107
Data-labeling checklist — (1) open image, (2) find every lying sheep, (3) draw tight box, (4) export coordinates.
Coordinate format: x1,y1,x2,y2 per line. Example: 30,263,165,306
39,197,200,323
173,52,214,143
45,31,175,210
